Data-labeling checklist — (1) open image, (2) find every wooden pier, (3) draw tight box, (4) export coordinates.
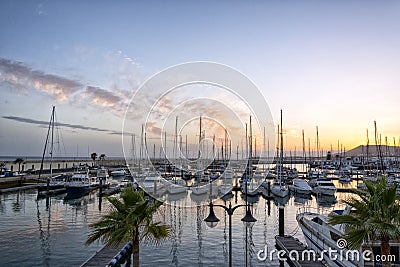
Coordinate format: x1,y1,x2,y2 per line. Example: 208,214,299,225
275,235,326,267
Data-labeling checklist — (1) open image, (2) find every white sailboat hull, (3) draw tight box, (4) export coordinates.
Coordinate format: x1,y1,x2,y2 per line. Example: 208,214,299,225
289,185,312,195
312,186,336,196
271,185,289,198
219,184,232,195
191,186,209,195
168,184,187,194
297,212,371,267
288,179,312,195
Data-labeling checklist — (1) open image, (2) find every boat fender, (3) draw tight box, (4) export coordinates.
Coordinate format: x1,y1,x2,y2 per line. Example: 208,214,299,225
115,254,122,261
125,242,133,250
108,258,117,266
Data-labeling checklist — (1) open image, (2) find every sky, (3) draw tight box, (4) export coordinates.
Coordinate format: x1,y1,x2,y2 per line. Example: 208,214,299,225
1,1,400,158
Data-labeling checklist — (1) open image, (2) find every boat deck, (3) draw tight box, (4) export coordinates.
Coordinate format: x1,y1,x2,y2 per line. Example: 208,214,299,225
275,235,326,267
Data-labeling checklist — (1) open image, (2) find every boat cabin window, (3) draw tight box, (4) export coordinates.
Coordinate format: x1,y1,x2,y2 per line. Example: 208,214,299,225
330,231,341,242
311,216,323,225
332,210,343,215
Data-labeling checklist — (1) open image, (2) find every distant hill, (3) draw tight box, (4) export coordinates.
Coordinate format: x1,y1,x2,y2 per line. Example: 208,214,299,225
343,145,400,157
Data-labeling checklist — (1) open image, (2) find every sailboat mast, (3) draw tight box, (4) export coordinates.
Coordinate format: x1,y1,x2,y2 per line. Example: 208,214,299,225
255,138,257,159
280,110,283,179
394,137,397,167
144,132,148,167
198,116,202,159
179,135,182,160
212,134,215,161
276,125,280,161
245,123,248,161
316,126,319,160
308,138,311,171
224,128,227,163
229,140,232,161
302,129,306,166
198,117,203,183
38,107,54,183
249,116,252,159
174,116,178,178
49,106,55,180
131,134,136,166
139,124,144,170
366,129,369,173
185,135,188,159
374,121,384,173
164,131,167,173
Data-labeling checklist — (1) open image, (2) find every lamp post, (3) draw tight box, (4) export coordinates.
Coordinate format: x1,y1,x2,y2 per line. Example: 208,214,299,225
204,201,256,267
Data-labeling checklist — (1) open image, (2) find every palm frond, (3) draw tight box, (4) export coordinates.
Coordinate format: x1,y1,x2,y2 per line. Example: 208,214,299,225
86,188,171,252
142,222,171,246
329,176,400,250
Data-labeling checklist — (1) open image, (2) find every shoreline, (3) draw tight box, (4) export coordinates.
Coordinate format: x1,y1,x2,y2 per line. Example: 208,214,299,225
0,158,127,174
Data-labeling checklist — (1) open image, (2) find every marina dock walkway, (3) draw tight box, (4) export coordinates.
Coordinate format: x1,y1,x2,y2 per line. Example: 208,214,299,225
81,245,119,267
0,183,40,193
275,235,326,267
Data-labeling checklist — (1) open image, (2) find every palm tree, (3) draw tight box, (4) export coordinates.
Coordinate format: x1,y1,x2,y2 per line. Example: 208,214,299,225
13,158,24,172
0,162,5,176
86,188,170,267
90,152,97,166
99,153,106,166
329,176,400,267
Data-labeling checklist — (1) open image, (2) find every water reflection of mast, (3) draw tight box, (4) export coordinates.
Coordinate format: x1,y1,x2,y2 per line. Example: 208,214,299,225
36,198,51,266
263,198,267,251
170,202,180,266
196,205,204,266
243,204,257,267
222,201,228,264
0,194,5,213
247,207,255,266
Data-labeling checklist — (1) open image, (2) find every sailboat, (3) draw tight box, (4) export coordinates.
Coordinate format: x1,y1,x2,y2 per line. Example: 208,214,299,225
37,106,66,196
240,116,260,196
192,116,209,196
271,109,289,198
191,183,209,195
167,116,187,195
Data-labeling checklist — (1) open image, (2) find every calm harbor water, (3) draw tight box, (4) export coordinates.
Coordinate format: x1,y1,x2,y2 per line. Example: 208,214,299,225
0,189,105,266
0,178,354,266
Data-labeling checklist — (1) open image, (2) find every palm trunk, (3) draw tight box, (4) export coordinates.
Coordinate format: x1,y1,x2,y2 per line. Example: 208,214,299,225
381,237,392,267
132,232,140,267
